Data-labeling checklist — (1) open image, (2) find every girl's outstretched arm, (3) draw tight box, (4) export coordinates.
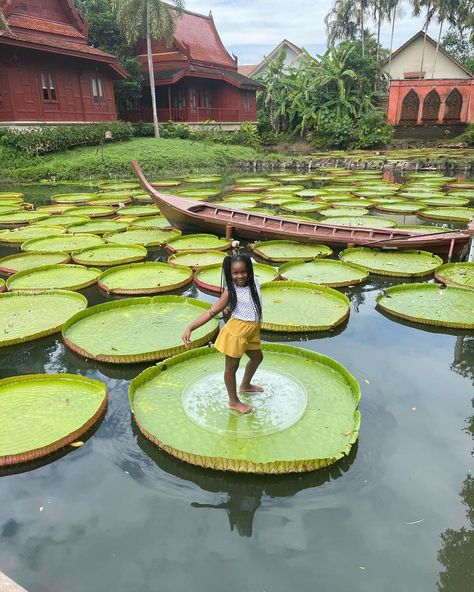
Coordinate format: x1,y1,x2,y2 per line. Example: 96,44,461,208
182,290,229,348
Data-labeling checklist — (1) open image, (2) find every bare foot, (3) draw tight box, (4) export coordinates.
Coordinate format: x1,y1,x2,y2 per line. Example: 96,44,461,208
239,383,264,394
229,401,253,414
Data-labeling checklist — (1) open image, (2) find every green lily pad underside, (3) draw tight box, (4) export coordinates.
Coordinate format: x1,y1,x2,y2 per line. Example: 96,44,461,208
251,240,332,262
63,296,219,363
0,290,87,346
105,228,181,247
0,373,107,464
261,281,350,331
22,234,103,254
279,259,368,287
129,344,360,473
320,216,397,228
72,244,147,266
435,263,474,289
340,248,443,277
166,234,232,252
7,265,101,292
0,226,65,245
377,283,474,329
194,263,277,293
167,250,227,269
0,252,70,274
98,262,193,294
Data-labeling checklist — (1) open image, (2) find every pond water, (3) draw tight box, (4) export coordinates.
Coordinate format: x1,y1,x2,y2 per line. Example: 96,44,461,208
0,173,473,592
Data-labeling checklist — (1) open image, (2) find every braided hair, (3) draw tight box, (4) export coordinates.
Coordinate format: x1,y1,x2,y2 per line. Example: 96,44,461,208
220,254,262,321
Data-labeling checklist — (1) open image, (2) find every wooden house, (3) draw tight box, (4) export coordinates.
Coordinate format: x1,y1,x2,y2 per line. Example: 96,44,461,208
0,0,126,125
126,7,263,129
383,31,473,127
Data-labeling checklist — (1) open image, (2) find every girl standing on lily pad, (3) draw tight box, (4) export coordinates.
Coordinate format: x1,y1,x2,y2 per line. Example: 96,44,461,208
182,253,263,414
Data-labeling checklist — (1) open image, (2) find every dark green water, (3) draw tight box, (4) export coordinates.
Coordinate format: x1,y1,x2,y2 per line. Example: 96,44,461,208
0,178,473,592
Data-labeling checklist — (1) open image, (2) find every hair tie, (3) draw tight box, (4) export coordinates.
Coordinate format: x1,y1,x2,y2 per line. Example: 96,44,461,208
231,240,241,255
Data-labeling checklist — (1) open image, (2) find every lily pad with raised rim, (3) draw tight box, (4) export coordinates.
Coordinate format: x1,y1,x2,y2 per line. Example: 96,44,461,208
320,216,397,228
184,176,221,183
97,181,140,191
374,202,426,213
418,197,470,207
105,228,181,247
0,373,107,466
266,185,305,194
51,193,97,204
215,201,257,210
167,250,227,269
130,216,172,230
151,180,181,188
319,208,369,217
0,290,87,347
33,215,91,227
67,220,129,235
6,265,101,292
339,247,443,277
63,296,220,363
72,244,147,266
280,201,326,213
166,234,232,252
376,283,474,329
22,234,103,254
397,225,450,234
261,281,349,332
0,279,5,293
98,262,193,294
0,206,22,216
177,190,220,199
0,252,71,274
434,263,474,290
250,240,332,262
129,344,360,473
0,212,49,225
116,205,160,217
0,226,65,247
279,259,368,287
0,192,24,199
194,263,278,293
418,207,474,222
65,206,116,218
89,195,133,206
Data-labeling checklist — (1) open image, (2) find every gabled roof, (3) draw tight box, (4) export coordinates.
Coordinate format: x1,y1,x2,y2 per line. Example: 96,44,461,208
0,0,88,35
170,7,236,69
238,65,258,77
247,39,305,77
143,64,264,90
382,31,473,78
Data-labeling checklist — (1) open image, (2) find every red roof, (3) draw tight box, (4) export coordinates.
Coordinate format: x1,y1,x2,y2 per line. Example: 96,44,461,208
171,8,236,69
238,65,258,77
7,14,85,40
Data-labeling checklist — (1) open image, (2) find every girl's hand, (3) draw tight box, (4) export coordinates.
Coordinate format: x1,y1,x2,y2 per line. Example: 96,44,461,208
182,327,192,348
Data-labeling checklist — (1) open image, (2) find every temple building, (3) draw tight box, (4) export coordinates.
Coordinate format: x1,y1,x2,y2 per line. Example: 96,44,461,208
126,7,263,129
383,31,473,128
0,0,126,125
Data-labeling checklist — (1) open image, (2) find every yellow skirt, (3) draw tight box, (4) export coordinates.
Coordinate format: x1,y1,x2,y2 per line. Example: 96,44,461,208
214,318,261,358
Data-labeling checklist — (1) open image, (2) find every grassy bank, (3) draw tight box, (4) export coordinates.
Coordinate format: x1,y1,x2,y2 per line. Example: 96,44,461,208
0,138,261,183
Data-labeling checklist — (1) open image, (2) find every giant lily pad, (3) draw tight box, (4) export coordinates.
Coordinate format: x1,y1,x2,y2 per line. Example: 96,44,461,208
194,263,278,294
184,176,221,184
105,228,181,247
266,185,305,194
72,244,147,267
97,181,140,191
65,206,116,218
0,252,70,274
0,211,49,225
37,204,73,215
261,281,349,331
435,263,474,290
98,262,193,295
33,215,90,227
0,279,5,293
279,259,368,287
89,195,133,207
167,250,227,269
374,202,426,213
0,206,22,216
418,207,474,222
397,225,449,234
320,216,397,228
130,216,172,230
178,190,220,199
63,296,220,363
339,248,443,277
0,373,107,466
0,192,24,199
216,201,257,210
0,226,65,247
280,201,325,213
117,205,160,217
418,197,470,207
320,208,369,217
6,265,101,292
166,234,232,252
129,344,361,473
0,290,87,346
22,234,103,253
376,283,474,329
250,240,332,262
151,180,181,188
51,193,97,204
67,220,129,235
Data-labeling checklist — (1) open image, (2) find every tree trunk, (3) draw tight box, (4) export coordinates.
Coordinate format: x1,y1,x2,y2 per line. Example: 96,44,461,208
360,5,365,57
420,3,432,73
387,4,396,76
376,1,382,60
432,18,444,78
146,2,160,138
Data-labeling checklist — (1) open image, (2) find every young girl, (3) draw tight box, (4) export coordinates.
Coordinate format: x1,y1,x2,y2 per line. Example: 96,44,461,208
182,254,263,414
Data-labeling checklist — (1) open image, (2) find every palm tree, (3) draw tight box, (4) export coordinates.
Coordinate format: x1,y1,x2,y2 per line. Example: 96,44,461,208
386,0,403,77
111,0,184,138
431,0,463,78
412,0,437,73
325,0,359,47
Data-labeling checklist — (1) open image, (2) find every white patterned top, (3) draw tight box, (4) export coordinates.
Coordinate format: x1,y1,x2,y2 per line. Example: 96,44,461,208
231,281,262,322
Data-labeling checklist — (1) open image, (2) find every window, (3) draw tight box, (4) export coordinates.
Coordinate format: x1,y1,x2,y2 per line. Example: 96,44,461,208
244,90,251,112
41,73,57,101
91,77,106,102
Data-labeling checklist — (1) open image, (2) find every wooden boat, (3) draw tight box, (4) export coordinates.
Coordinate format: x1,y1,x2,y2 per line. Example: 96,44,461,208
132,161,472,258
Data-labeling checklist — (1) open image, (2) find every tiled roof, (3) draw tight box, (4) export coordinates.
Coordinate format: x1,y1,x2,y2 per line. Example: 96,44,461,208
238,65,258,77
144,64,264,90
8,14,85,39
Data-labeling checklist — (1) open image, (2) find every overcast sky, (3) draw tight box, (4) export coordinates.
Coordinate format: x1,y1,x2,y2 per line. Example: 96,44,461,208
184,0,443,65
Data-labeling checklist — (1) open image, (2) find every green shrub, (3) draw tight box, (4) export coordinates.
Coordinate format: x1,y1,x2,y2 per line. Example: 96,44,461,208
310,108,357,149
460,124,474,146
0,121,134,156
355,107,394,148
